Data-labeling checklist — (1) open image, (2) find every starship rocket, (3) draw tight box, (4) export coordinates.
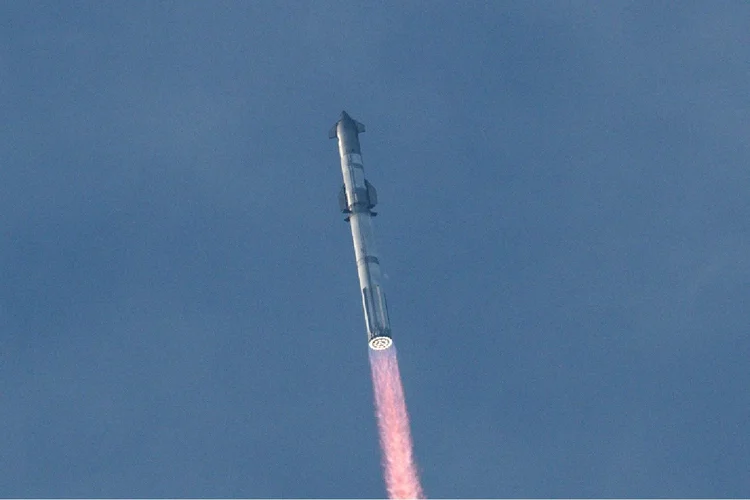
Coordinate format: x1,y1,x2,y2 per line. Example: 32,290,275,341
330,111,393,350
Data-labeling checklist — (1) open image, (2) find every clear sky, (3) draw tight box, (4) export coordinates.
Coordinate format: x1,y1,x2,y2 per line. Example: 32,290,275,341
1,2,748,498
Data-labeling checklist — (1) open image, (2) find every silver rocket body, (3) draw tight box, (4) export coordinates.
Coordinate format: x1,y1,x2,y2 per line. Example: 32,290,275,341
330,111,393,350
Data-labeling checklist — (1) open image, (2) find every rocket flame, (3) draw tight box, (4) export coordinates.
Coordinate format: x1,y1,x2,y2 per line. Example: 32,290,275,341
369,346,425,499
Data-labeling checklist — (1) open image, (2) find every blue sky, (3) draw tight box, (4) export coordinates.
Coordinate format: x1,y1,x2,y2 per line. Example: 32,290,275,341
1,2,748,497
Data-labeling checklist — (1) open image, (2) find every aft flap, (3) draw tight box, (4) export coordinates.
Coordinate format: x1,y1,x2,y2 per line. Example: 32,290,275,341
338,185,349,212
365,179,377,208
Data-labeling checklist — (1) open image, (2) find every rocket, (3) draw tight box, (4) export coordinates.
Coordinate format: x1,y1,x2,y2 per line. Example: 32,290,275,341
330,111,393,350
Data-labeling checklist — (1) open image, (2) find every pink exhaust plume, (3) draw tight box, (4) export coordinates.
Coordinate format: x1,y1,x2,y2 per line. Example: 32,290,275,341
369,346,425,499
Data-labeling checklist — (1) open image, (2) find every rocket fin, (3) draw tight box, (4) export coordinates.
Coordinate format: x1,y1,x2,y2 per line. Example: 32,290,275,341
328,125,337,139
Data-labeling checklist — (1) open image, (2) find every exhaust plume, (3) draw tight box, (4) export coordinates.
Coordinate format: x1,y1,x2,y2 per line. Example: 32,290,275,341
369,346,424,499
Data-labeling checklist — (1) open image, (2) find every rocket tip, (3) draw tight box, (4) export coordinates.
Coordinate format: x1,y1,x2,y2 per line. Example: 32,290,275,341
332,110,364,134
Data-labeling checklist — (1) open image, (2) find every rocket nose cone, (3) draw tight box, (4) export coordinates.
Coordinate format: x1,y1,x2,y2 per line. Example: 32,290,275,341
340,110,352,121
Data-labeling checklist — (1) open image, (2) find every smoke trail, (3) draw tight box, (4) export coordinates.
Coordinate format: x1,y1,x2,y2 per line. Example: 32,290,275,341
369,346,424,499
